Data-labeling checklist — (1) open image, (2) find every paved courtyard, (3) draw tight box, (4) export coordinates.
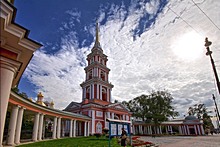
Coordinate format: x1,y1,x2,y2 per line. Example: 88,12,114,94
140,134,220,147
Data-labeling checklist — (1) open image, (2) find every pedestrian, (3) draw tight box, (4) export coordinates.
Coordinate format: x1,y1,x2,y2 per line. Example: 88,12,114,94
121,128,127,147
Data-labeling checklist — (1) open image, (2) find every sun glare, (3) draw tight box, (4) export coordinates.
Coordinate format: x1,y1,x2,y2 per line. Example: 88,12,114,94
172,32,204,61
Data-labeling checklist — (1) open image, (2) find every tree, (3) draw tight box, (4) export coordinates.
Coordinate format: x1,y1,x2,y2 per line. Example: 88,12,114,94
187,103,214,129
188,103,211,119
124,90,179,125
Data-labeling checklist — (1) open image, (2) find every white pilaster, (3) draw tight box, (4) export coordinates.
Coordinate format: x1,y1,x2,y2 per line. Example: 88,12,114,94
38,114,44,141
69,120,73,137
32,113,40,141
0,56,21,146
92,110,95,134
15,107,25,144
52,117,57,139
7,105,19,145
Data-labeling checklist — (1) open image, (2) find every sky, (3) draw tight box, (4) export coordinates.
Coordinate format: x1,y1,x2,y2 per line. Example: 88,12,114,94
14,0,220,118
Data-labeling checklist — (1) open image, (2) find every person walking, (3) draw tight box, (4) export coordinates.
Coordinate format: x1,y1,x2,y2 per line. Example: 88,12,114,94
121,128,127,147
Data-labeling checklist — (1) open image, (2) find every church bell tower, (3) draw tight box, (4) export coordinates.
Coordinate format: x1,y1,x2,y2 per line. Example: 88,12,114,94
80,22,114,105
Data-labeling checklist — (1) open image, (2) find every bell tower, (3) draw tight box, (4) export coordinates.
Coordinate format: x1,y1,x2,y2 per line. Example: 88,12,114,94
80,22,114,105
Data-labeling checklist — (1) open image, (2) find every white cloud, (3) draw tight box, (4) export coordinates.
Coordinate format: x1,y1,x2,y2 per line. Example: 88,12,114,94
24,0,220,117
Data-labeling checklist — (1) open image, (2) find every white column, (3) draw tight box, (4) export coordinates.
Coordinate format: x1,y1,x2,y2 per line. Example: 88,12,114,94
194,125,197,135
69,120,73,137
84,122,87,136
178,126,182,135
100,85,102,100
52,117,57,139
82,88,84,101
57,117,61,138
106,88,109,102
200,125,205,135
7,105,19,145
159,126,162,134
111,112,114,119
38,114,44,141
92,84,94,99
32,113,40,141
0,56,21,146
150,126,152,134
15,107,25,144
183,126,186,135
109,89,112,102
87,122,90,136
84,88,86,99
97,84,99,99
170,126,173,134
186,126,189,135
197,125,201,135
92,110,95,134
107,112,110,118
73,120,76,137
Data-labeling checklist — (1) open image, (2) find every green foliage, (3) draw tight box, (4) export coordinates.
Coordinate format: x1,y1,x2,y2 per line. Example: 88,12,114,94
188,103,212,119
124,90,179,125
12,87,29,99
187,103,214,129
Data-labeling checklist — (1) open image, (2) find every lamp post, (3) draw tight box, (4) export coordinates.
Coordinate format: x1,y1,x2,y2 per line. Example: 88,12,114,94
213,94,220,125
204,37,220,95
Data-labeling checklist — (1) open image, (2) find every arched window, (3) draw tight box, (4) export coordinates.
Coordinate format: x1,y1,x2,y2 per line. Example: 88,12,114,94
86,87,90,99
88,70,92,79
96,122,102,133
100,71,105,81
102,88,107,101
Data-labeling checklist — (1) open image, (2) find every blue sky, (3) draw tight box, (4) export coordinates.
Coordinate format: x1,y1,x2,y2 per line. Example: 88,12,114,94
14,0,220,118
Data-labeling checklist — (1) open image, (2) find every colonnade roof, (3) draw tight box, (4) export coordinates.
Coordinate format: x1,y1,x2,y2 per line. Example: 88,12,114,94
9,91,91,121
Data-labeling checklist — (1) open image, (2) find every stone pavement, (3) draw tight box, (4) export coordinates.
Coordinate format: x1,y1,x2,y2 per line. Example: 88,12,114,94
139,134,220,147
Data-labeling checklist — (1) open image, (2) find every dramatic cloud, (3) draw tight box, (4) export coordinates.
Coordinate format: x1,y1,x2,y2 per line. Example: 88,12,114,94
23,0,220,116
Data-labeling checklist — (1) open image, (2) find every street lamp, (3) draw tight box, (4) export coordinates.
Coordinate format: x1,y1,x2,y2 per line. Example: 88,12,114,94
212,94,220,125
205,37,220,95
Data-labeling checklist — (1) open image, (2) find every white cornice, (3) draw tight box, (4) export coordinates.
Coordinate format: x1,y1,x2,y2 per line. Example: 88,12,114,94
1,0,42,51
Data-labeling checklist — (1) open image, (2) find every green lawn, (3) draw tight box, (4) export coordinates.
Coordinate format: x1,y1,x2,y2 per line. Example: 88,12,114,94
17,136,123,147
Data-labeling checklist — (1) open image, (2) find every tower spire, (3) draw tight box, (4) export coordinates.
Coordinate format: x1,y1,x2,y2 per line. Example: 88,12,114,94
94,21,101,48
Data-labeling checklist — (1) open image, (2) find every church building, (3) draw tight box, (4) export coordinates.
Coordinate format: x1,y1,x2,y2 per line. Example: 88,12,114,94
64,23,132,135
